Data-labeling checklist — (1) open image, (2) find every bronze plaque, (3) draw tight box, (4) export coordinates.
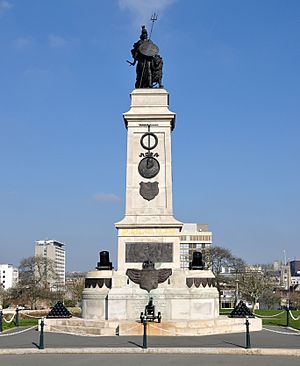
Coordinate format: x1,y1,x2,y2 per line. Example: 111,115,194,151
139,181,159,200
138,159,160,179
126,242,173,263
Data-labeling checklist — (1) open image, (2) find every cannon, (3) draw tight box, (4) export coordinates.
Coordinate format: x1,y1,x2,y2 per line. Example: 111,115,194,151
189,251,205,270
96,250,113,270
140,297,161,323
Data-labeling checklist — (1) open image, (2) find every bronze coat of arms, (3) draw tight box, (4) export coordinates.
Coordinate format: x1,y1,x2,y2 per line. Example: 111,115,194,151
139,181,159,201
126,261,172,293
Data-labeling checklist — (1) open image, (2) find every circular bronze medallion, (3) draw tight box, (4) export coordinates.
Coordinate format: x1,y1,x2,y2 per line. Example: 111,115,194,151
138,157,160,178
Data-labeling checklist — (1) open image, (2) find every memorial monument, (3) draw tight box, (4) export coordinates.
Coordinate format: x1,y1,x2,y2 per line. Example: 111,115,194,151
45,23,262,335
81,24,220,324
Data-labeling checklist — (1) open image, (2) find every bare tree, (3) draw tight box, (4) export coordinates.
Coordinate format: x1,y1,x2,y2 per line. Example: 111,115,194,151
12,256,60,309
0,285,6,309
289,291,300,310
259,287,281,310
65,274,85,306
204,246,245,304
238,269,274,311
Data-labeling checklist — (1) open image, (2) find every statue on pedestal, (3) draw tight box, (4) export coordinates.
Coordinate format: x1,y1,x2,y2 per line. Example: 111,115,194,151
127,25,163,88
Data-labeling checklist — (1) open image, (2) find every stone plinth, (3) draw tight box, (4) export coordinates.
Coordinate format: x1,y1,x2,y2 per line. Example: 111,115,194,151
82,269,219,322
43,316,262,336
81,270,113,320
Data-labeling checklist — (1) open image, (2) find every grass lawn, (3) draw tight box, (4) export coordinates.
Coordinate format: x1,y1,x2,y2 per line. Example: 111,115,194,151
1,307,79,333
220,308,300,330
255,309,300,330
2,317,38,332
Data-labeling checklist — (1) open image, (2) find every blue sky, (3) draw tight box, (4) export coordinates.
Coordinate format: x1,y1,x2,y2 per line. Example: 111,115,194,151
0,0,299,271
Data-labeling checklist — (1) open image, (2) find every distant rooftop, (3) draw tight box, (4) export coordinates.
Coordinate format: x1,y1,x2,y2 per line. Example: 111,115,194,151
181,224,209,232
35,239,65,247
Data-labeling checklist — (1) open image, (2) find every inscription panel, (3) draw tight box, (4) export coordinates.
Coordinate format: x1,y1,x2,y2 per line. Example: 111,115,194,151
126,242,173,263
119,228,178,236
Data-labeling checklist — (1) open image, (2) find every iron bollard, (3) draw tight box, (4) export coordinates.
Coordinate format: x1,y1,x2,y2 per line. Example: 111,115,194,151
0,310,3,333
39,318,45,350
142,316,147,349
286,306,290,327
245,317,251,349
15,308,19,327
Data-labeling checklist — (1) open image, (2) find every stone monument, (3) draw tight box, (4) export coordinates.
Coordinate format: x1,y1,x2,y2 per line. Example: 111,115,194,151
81,25,220,323
45,24,262,336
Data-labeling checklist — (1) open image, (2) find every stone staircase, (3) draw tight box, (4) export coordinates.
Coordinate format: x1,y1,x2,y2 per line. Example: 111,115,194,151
44,318,119,336
43,316,262,337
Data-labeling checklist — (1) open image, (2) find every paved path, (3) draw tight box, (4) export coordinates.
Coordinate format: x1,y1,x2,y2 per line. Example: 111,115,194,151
0,354,300,366
0,325,299,352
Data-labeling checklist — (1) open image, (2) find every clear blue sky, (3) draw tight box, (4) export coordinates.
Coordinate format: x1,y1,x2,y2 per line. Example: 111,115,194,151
1,0,299,271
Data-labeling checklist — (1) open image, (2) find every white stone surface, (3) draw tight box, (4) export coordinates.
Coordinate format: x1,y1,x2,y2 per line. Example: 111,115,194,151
81,287,108,320
115,89,182,271
115,88,181,228
82,89,220,326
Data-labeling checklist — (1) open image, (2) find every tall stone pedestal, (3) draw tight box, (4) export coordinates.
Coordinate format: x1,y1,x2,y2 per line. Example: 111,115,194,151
78,88,263,335
115,88,183,272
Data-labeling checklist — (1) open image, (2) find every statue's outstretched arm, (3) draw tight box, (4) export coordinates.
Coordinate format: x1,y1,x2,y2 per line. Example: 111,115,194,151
126,59,136,66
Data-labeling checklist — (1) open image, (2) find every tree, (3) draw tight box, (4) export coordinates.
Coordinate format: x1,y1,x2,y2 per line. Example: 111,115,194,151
238,269,275,311
259,287,281,310
0,284,8,309
12,255,60,309
289,291,300,310
65,273,85,306
204,246,245,304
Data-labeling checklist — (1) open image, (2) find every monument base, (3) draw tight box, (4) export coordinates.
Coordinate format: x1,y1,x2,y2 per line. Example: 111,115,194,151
43,316,262,336
82,269,220,321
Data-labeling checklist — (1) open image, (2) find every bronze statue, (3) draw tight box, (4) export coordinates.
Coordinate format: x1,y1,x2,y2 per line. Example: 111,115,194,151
127,25,163,88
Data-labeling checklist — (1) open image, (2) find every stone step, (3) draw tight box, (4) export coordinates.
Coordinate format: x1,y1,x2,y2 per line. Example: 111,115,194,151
44,317,262,337
47,324,117,336
119,317,262,336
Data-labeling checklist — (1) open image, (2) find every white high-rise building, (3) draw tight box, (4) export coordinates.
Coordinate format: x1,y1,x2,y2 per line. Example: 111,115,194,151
35,240,66,287
0,264,19,289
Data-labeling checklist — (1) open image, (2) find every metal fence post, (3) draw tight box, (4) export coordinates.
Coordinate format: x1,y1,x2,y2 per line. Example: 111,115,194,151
245,317,251,349
0,310,3,333
286,306,290,327
39,318,45,350
15,308,19,327
142,317,147,349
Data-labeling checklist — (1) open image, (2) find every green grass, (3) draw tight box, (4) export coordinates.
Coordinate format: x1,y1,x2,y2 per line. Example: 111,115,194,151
254,309,300,330
2,318,38,332
219,308,300,330
219,309,232,315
